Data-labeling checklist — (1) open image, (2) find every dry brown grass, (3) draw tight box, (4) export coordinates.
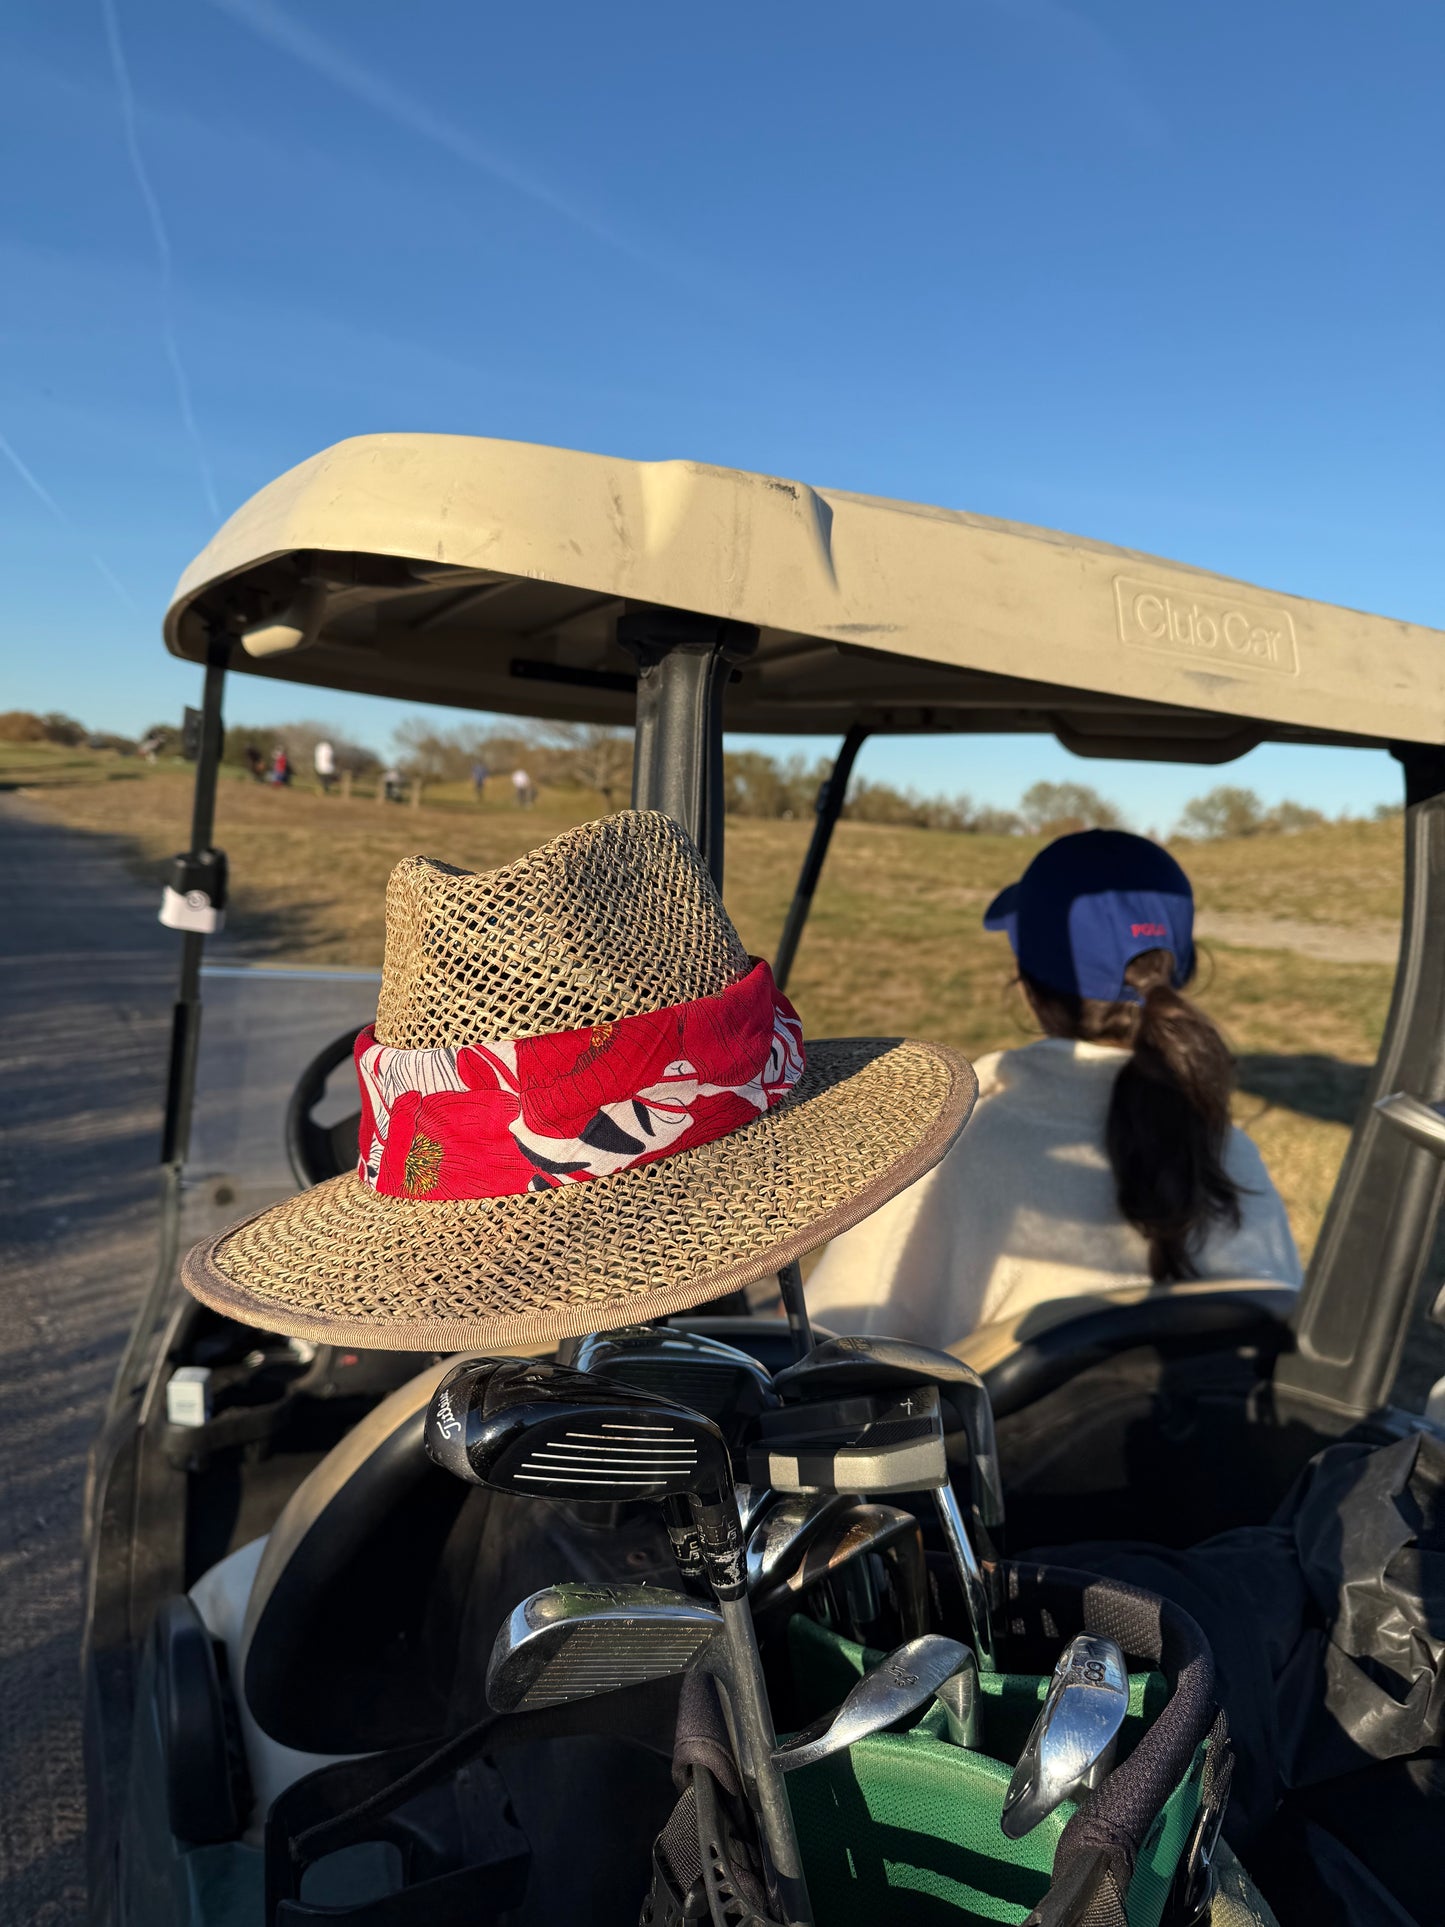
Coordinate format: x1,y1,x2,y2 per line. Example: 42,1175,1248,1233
29,762,1396,1259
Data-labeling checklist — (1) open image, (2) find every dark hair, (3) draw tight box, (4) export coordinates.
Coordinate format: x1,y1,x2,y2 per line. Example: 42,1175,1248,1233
1021,949,1242,1281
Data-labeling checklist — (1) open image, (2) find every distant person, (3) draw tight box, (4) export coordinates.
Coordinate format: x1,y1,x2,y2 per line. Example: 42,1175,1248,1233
268,746,291,786
314,738,337,793
806,829,1302,1348
471,759,489,801
381,765,405,803
243,744,266,781
137,728,165,763
511,766,534,808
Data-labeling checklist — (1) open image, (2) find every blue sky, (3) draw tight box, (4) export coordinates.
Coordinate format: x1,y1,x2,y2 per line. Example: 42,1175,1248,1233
1,0,1440,828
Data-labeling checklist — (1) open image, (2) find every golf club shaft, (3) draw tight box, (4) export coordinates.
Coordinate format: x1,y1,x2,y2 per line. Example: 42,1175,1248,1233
777,1261,813,1362
718,1596,814,1925
933,1483,997,1672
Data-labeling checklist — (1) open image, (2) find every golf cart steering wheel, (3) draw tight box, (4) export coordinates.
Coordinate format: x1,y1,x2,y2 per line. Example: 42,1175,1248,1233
285,1026,366,1190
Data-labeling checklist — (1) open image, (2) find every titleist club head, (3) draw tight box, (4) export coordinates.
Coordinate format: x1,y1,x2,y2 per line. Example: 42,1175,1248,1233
746,1385,948,1496
934,1651,981,1749
773,1335,1005,1553
424,1356,746,1597
1000,1635,1129,1838
575,1325,779,1454
773,1635,972,1771
486,1582,722,1712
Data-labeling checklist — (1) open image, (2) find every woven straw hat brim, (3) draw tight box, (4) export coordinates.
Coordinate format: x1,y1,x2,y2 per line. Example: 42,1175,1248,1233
183,1037,977,1353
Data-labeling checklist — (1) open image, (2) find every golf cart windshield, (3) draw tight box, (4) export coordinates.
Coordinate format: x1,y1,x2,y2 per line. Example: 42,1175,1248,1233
178,965,378,1258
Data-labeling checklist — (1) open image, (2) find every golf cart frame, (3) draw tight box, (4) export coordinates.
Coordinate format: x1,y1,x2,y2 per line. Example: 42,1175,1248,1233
85,435,1445,1922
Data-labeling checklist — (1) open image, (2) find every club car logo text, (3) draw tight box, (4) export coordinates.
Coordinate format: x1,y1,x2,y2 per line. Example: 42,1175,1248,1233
1113,575,1299,677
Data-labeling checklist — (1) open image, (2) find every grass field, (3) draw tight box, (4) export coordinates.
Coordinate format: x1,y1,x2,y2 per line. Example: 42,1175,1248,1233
19,752,1403,1261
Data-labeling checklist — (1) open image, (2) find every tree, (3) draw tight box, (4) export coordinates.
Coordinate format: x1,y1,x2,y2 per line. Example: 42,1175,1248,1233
1018,781,1124,836
723,751,826,819
1176,787,1265,840
536,723,633,806
1262,799,1326,834
970,806,1024,837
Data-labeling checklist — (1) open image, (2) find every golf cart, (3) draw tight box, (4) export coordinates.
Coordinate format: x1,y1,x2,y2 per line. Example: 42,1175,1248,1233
83,435,1445,1926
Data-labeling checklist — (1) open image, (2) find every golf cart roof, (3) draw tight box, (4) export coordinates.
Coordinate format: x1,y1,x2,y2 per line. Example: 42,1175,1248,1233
166,434,1443,761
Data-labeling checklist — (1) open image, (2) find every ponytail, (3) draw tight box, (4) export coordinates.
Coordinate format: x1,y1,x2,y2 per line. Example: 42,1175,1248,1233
1021,950,1242,1281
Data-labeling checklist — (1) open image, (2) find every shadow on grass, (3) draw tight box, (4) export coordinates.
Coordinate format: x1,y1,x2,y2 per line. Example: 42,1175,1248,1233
1236,1053,1370,1127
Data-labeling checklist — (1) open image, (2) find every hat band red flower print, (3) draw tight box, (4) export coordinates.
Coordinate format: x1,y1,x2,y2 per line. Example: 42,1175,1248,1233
353,960,805,1200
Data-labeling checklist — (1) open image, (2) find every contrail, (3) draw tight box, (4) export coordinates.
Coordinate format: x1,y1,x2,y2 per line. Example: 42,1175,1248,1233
99,0,221,521
207,0,672,277
0,429,140,614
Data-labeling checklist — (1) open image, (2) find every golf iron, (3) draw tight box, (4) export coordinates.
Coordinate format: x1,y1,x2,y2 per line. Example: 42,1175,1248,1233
748,1381,996,1670
773,1634,972,1771
1000,1634,1129,1838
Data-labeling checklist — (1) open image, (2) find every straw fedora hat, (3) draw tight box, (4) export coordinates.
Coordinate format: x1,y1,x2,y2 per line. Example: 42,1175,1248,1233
183,811,977,1352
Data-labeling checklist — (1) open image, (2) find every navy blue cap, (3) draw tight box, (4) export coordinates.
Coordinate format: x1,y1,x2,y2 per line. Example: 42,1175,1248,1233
983,829,1194,1003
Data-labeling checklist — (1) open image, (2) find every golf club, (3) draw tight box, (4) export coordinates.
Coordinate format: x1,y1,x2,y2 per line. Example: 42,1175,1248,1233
747,1495,930,1642
777,1260,814,1361
1000,1634,1129,1838
425,1357,812,1926
574,1324,780,1458
773,1335,1005,1602
934,1651,981,1749
748,1384,996,1670
773,1635,972,1771
487,1582,722,1712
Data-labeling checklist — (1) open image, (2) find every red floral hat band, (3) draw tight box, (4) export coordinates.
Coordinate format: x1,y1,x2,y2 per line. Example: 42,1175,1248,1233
353,960,806,1201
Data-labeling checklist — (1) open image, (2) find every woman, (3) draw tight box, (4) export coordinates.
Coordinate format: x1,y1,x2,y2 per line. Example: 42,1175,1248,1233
805,828,1302,1347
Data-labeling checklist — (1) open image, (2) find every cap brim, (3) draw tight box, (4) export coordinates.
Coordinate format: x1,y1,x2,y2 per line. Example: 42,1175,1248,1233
983,882,1019,934
182,1037,978,1353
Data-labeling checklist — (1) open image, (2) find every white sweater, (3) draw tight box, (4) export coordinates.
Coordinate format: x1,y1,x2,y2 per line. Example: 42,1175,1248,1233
806,1037,1303,1348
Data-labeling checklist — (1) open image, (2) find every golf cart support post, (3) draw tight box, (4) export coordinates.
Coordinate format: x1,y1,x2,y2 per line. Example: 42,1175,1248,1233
159,434,1445,1422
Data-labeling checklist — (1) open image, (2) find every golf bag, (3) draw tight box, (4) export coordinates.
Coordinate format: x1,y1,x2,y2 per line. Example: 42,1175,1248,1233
642,1562,1231,1927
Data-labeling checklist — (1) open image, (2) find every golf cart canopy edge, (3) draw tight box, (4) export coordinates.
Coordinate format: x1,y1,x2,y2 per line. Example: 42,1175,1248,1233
165,434,1445,759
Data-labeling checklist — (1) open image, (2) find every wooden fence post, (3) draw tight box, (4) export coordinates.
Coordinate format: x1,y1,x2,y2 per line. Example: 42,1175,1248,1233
410,779,423,811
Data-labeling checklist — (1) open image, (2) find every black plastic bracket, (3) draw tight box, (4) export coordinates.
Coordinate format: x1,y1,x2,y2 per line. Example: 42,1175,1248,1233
772,725,868,992
1277,743,1445,1417
617,606,758,889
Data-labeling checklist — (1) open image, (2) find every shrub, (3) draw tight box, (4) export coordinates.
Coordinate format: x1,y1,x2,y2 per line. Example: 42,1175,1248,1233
0,710,88,745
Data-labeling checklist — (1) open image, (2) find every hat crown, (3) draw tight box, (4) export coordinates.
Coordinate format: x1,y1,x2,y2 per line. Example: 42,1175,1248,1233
375,810,751,1048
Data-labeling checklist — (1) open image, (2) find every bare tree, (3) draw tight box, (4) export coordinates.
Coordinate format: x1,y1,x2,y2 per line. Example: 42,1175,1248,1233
537,722,633,807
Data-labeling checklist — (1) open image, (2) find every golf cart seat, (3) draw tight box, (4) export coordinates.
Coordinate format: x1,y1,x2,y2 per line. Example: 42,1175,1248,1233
956,1279,1296,1418
238,1354,474,1756
233,1345,702,1764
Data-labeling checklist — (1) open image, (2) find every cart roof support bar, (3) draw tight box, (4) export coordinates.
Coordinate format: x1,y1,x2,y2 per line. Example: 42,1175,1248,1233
159,637,228,1168
1278,742,1445,1417
618,606,757,890
773,725,868,993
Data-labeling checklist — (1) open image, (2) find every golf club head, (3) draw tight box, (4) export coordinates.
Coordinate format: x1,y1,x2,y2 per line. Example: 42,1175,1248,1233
426,1356,748,1598
934,1651,981,1748
486,1582,722,1712
774,1635,972,1771
575,1324,779,1456
745,1491,856,1600
746,1386,948,1495
749,1496,929,1643
1000,1634,1129,1838
774,1335,1005,1559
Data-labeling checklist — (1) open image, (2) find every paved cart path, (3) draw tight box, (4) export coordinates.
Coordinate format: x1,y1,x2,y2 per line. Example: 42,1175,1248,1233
0,797,173,1927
